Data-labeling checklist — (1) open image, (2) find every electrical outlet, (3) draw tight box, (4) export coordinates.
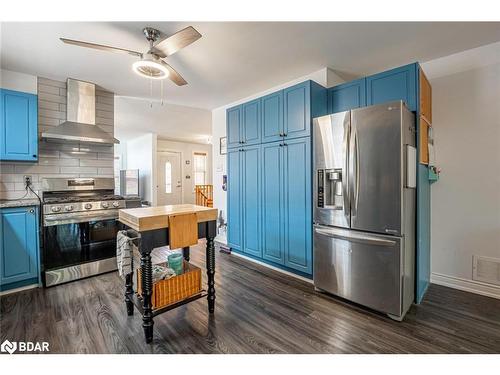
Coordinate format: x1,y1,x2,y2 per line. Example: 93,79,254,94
24,175,32,188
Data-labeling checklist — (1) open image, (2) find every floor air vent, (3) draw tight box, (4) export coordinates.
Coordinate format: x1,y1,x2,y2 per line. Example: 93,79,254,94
473,256,500,286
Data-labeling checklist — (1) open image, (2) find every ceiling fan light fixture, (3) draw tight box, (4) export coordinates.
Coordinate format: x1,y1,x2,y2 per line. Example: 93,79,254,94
132,56,169,80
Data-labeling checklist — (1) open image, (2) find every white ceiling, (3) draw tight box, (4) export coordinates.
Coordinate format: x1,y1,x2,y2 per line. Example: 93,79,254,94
114,96,211,143
2,22,499,109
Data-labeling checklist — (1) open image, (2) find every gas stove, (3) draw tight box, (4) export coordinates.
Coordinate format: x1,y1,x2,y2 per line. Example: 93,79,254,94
40,177,139,287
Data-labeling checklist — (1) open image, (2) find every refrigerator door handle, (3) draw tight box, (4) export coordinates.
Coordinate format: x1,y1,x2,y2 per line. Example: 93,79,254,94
314,225,397,246
349,122,359,217
342,121,350,219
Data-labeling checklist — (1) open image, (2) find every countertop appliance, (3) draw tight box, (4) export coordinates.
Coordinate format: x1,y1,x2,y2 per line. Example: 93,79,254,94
41,177,139,287
119,169,140,198
312,101,416,320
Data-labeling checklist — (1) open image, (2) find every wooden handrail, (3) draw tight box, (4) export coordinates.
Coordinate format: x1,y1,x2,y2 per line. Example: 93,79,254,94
195,185,213,207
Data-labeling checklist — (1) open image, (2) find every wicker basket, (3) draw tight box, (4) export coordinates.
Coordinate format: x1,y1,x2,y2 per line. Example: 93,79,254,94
137,261,202,309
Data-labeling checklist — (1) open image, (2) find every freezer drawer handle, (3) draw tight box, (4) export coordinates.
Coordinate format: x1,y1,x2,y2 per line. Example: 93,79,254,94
314,226,397,246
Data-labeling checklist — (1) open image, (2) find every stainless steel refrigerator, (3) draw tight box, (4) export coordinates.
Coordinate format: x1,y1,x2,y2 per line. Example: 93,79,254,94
312,101,416,320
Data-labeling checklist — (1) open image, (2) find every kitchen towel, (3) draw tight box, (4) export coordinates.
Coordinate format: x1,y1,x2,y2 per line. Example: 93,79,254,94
116,230,140,277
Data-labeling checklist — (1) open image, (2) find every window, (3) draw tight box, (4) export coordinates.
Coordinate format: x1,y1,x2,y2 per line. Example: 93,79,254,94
193,152,207,186
165,161,172,193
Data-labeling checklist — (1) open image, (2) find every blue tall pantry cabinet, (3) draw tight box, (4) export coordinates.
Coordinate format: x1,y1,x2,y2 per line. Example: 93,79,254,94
0,89,38,161
227,80,326,277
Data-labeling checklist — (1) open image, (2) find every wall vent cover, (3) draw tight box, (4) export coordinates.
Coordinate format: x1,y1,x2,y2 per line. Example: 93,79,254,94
473,255,500,286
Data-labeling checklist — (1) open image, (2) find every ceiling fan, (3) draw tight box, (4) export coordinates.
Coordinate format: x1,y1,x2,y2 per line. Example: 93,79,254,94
60,26,202,86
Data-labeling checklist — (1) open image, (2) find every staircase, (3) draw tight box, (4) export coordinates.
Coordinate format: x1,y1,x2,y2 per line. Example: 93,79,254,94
195,185,213,207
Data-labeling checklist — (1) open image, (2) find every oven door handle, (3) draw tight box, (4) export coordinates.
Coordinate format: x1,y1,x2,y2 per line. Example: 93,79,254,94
43,210,119,226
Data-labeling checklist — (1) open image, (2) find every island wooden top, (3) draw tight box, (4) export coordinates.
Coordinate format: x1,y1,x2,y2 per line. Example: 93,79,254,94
118,204,218,232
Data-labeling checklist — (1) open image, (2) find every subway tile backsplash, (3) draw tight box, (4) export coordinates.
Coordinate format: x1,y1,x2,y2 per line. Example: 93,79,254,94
0,77,115,200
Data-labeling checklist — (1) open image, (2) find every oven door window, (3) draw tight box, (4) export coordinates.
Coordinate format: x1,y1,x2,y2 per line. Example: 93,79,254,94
44,219,120,270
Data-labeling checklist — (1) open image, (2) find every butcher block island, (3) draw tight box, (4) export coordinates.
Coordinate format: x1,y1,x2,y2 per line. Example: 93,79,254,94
118,204,218,343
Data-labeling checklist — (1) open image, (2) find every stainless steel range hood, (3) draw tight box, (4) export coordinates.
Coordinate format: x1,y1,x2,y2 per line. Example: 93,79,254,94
41,79,119,144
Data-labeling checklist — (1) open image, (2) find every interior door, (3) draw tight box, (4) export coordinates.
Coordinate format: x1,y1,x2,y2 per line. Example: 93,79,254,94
350,102,402,235
157,152,182,206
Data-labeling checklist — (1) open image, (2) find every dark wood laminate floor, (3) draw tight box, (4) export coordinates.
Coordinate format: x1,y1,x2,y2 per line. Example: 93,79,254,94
1,241,499,354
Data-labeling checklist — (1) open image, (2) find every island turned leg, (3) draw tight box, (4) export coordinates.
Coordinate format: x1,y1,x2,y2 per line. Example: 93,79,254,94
140,245,154,343
125,272,134,316
206,226,216,313
182,246,190,262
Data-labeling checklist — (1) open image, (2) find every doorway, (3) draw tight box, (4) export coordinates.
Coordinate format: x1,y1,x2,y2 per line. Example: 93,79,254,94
157,151,182,205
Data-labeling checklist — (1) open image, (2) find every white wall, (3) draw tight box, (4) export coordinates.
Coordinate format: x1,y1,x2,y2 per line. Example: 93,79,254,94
157,139,212,204
0,69,37,94
429,63,500,298
211,67,343,221
125,133,157,204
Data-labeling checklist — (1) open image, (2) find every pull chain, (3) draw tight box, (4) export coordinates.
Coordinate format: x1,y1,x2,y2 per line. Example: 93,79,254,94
161,79,164,106
150,72,153,108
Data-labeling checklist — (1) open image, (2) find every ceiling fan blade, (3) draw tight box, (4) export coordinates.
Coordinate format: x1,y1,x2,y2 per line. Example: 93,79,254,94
160,60,187,86
60,38,143,58
152,26,201,58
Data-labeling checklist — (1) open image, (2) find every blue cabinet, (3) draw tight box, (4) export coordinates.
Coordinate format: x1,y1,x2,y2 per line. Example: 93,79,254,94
227,106,242,149
227,148,242,251
283,137,312,274
261,142,284,264
284,82,311,139
327,78,366,113
366,63,417,111
261,138,312,274
0,206,40,291
0,89,38,161
261,91,283,143
242,99,261,145
241,144,261,257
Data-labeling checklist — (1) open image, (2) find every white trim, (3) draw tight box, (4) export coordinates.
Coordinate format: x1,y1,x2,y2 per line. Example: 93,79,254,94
431,272,500,300
0,283,39,296
231,252,313,284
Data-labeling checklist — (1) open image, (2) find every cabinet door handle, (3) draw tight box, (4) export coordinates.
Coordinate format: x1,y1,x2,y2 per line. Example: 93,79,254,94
29,209,35,213
283,133,287,137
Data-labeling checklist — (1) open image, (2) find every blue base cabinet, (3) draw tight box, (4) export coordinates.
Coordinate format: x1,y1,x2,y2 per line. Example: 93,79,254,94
0,89,38,161
227,145,262,258
227,80,325,277
0,206,40,291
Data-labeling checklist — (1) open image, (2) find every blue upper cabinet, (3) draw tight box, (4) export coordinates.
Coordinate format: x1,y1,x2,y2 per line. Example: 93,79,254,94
328,78,366,113
242,99,261,145
227,105,242,149
366,63,417,111
284,81,311,139
261,91,283,143
0,89,38,161
0,206,40,291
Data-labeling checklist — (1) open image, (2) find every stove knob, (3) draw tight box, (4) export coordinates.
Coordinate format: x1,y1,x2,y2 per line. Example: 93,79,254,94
84,203,93,210
101,202,109,209
64,205,74,212
112,201,120,208
51,206,61,213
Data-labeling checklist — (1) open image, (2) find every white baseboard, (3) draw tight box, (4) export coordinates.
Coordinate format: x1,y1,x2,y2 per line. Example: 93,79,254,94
431,272,500,300
230,252,313,284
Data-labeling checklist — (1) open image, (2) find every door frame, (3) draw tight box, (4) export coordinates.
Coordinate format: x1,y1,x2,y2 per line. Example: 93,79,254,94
156,150,184,206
